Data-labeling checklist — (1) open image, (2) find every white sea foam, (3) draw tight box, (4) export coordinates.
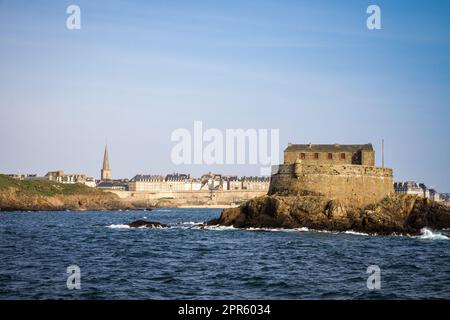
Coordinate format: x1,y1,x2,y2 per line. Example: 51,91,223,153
107,224,130,229
244,227,310,233
416,228,449,240
343,230,370,236
179,221,203,226
175,222,205,230
107,224,169,229
243,227,371,236
200,225,237,231
200,225,372,236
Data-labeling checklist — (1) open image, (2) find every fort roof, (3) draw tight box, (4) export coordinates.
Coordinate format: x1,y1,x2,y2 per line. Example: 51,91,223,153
284,143,373,153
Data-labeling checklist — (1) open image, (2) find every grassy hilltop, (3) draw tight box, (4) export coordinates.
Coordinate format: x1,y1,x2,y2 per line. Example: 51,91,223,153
0,174,101,197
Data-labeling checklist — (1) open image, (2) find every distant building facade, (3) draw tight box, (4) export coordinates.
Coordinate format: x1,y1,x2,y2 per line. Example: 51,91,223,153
129,174,193,192
45,170,95,187
227,177,242,191
6,173,38,180
241,176,271,191
127,172,270,193
97,180,128,191
128,175,166,192
394,181,443,202
84,177,97,188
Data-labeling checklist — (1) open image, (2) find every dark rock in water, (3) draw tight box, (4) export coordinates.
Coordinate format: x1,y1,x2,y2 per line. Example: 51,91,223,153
208,194,450,235
128,220,168,228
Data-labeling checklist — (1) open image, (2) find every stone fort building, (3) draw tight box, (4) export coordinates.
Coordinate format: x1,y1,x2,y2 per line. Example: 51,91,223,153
270,143,393,207
283,143,375,166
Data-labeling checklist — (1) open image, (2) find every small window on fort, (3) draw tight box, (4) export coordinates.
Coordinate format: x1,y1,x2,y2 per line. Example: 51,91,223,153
300,153,305,159
314,153,319,159
340,153,346,159
328,153,333,159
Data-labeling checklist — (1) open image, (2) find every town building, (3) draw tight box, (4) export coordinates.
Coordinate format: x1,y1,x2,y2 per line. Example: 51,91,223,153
128,175,164,192
127,172,270,193
45,170,95,187
226,176,242,191
96,180,128,191
6,173,38,180
200,172,224,190
241,176,271,191
84,177,97,188
166,173,191,191
394,181,443,202
128,174,192,192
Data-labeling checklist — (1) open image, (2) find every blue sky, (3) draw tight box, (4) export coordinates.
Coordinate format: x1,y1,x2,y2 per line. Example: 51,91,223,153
0,0,449,190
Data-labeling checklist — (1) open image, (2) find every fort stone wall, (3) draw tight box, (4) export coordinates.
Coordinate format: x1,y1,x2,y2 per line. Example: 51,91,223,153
269,163,393,208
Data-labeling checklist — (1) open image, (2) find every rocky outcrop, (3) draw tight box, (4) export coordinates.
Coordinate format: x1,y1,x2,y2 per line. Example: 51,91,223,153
128,220,169,228
209,193,450,235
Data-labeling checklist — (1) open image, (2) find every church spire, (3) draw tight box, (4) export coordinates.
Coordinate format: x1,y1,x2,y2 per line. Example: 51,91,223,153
103,144,110,170
101,144,112,180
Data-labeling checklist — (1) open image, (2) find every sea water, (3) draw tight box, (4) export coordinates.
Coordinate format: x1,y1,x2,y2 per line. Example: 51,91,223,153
1,208,449,299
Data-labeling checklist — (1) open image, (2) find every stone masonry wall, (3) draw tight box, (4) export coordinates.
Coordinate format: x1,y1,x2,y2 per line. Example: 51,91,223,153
269,164,393,208
361,150,375,166
109,190,267,207
284,150,375,166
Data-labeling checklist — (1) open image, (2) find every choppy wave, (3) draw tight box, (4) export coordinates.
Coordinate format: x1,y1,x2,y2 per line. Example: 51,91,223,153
6,209,450,299
416,228,449,240
107,222,446,239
